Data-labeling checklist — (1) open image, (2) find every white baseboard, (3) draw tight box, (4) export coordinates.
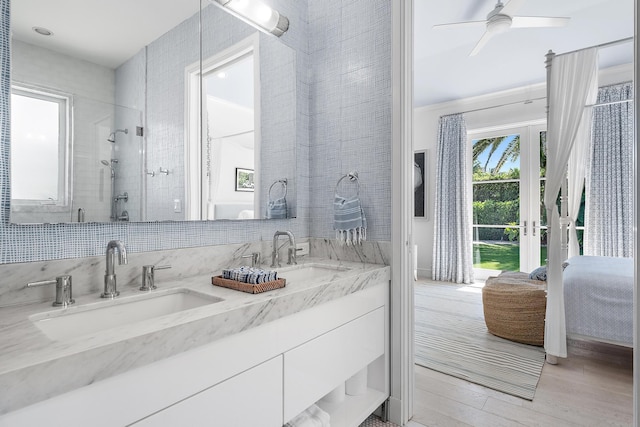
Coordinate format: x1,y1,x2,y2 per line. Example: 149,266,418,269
416,268,431,279
387,395,407,426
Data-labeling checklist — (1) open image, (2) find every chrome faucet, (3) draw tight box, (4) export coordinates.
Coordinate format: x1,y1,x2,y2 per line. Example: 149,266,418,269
271,230,297,267
102,240,128,298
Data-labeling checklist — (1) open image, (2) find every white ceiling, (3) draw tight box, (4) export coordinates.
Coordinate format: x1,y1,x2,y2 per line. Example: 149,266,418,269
414,0,635,107
11,0,201,69
12,0,635,108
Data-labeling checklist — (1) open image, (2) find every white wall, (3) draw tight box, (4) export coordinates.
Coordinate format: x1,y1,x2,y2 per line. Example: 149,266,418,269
11,40,116,223
413,63,633,279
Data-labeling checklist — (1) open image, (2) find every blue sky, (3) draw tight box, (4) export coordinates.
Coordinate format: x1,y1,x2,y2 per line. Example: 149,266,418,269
474,134,519,173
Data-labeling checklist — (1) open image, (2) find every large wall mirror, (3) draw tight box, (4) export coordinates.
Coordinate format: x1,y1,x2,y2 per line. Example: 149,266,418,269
9,0,297,224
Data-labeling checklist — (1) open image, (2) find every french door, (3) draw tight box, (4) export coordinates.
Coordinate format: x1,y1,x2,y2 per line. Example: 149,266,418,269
470,122,547,276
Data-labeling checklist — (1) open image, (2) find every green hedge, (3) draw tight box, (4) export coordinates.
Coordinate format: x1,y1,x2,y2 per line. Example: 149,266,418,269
473,199,519,241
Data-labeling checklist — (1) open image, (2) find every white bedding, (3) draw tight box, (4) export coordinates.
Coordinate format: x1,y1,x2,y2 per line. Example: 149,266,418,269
563,255,633,347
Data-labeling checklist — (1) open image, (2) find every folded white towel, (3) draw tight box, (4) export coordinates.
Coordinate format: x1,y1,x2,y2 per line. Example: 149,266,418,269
285,404,330,427
307,405,330,426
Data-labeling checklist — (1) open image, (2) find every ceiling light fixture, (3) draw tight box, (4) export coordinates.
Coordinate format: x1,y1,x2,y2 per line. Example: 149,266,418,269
213,0,289,37
32,26,53,36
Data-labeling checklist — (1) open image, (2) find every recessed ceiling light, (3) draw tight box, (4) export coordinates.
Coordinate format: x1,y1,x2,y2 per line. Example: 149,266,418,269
217,71,227,79
32,27,53,36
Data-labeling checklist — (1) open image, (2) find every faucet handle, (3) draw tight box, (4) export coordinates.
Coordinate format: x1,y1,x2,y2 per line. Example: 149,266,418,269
241,252,261,267
287,247,300,265
27,275,74,307
140,265,171,291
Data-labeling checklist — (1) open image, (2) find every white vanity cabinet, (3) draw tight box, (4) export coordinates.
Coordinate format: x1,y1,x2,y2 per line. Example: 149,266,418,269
0,280,389,427
133,356,283,427
284,307,386,423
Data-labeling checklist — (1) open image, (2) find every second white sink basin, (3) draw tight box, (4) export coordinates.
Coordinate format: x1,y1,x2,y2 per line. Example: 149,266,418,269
277,264,349,283
30,288,223,341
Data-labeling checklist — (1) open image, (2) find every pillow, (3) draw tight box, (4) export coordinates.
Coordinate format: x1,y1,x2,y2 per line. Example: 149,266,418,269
528,266,547,281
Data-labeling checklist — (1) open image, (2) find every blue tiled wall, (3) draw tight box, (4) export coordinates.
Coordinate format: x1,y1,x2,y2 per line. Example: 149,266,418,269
0,0,391,264
308,0,392,241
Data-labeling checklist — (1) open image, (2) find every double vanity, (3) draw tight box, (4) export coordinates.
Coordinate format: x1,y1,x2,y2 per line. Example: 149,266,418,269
0,243,390,427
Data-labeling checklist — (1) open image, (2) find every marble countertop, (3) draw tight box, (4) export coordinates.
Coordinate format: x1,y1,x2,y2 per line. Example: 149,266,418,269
0,258,390,414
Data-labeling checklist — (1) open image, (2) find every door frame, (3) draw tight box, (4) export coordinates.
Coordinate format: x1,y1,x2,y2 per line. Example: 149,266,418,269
390,0,414,424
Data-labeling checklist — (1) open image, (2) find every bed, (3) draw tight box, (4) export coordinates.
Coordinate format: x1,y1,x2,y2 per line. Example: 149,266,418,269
543,39,634,359
563,255,633,347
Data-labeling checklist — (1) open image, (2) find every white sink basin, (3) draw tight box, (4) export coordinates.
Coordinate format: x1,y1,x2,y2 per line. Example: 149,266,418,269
277,264,349,283
30,288,223,341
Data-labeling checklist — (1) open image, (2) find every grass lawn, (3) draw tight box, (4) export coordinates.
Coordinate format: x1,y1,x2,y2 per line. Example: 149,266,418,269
473,242,548,271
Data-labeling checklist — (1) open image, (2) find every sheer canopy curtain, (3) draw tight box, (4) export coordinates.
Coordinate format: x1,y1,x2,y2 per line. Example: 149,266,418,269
432,113,473,284
544,48,598,359
567,107,592,258
585,82,634,258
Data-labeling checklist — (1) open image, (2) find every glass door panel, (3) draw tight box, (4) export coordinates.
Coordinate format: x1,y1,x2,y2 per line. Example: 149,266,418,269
472,133,522,272
539,130,548,264
471,124,546,275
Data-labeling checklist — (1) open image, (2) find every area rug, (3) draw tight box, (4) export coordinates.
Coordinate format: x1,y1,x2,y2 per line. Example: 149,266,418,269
414,281,546,400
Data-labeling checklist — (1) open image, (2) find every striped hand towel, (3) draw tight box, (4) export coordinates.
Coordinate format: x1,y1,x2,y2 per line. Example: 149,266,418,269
222,267,278,284
333,195,367,245
267,197,287,219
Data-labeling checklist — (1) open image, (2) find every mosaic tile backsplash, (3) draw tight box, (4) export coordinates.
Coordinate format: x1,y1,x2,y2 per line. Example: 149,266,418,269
0,0,391,264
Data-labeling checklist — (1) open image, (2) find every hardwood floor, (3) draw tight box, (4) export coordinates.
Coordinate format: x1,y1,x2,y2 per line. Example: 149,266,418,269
411,281,633,427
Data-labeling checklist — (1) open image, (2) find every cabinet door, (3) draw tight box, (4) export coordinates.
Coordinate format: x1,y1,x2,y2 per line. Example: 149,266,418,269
133,356,283,427
284,307,385,422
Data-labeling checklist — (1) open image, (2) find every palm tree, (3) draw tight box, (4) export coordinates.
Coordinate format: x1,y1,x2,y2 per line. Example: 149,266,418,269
472,135,521,174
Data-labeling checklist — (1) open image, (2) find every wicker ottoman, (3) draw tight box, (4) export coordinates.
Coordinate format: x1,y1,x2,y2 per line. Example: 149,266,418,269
482,272,547,346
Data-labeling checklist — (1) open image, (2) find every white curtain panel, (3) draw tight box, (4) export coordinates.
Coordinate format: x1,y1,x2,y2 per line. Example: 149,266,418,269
585,82,634,258
544,48,598,358
432,114,473,284
567,108,592,258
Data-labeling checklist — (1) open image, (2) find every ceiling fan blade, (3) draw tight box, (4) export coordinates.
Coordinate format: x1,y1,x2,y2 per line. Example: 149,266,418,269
511,16,570,28
470,31,494,56
500,0,525,16
432,20,486,29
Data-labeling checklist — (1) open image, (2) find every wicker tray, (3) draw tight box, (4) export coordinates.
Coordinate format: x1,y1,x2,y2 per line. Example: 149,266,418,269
212,275,286,294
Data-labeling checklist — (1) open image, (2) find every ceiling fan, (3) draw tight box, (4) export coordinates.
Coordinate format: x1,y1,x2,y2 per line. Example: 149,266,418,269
433,0,570,56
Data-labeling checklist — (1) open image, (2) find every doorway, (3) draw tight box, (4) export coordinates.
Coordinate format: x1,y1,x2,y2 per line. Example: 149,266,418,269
470,123,547,276
184,34,259,220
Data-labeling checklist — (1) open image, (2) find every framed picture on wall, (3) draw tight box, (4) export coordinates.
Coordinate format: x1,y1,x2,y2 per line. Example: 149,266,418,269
235,168,254,192
414,150,427,219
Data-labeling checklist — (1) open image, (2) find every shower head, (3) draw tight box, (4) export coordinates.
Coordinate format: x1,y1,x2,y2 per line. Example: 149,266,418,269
101,159,116,178
107,128,129,143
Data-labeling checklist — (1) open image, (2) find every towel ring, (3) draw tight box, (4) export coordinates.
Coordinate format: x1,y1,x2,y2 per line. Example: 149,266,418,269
268,179,287,201
335,171,360,198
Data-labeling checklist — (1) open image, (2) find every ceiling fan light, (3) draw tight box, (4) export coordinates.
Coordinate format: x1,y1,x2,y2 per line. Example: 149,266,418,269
487,15,512,34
